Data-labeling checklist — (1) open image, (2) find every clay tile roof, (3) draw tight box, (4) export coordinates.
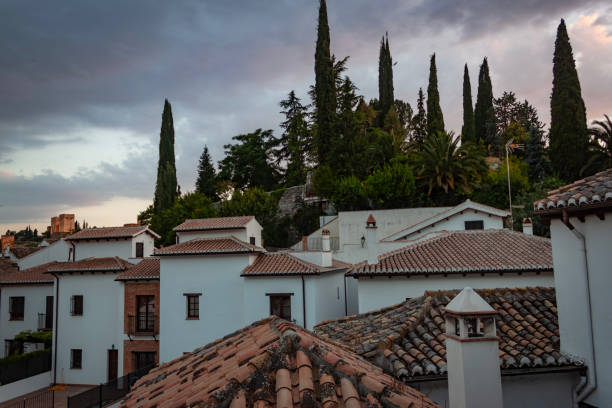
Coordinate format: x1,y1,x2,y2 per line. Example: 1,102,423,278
154,236,265,256
8,246,43,259
47,257,132,274
0,257,19,274
173,216,254,232
0,261,56,285
242,253,351,276
353,229,552,276
116,258,159,281
316,287,577,379
66,226,159,241
120,317,439,408
534,168,612,211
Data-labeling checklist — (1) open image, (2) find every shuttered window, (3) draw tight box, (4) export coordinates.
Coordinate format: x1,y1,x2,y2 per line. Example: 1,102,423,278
71,295,83,316
9,297,24,320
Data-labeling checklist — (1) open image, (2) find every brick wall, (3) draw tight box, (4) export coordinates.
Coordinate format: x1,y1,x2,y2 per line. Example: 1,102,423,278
1,235,15,250
123,281,160,333
123,340,159,374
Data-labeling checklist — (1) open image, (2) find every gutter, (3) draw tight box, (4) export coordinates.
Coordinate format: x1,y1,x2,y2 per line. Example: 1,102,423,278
561,210,597,404
51,272,59,385
301,276,306,329
343,275,348,316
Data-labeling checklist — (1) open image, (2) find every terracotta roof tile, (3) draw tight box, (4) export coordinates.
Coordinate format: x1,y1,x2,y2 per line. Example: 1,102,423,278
242,253,351,276
154,236,264,256
47,257,132,273
120,318,439,408
354,229,552,276
173,216,254,232
534,168,612,211
315,287,576,379
0,261,57,284
116,258,159,281
66,226,159,241
7,246,43,259
0,257,18,274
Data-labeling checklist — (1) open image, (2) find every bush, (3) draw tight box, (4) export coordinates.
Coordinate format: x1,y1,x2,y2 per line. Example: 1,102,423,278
364,162,416,209
332,176,369,211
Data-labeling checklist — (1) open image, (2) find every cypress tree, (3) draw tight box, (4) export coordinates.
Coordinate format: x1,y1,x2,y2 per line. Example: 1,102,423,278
474,58,496,151
153,99,178,213
549,19,588,181
378,33,394,124
426,54,444,137
196,146,218,200
461,64,475,144
314,0,336,166
412,88,427,148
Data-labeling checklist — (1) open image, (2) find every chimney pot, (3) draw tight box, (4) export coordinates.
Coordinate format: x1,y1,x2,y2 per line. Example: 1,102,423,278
302,236,308,251
366,215,378,265
522,217,533,235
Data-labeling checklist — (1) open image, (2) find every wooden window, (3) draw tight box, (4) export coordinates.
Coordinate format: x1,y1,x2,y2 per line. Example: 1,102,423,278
71,295,83,316
136,295,155,332
184,294,201,319
134,352,156,370
135,242,144,258
249,237,256,245
269,294,291,321
464,220,484,230
71,349,82,369
9,297,24,320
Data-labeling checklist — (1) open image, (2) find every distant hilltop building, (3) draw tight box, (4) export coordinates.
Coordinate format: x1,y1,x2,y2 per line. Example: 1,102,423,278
46,213,75,238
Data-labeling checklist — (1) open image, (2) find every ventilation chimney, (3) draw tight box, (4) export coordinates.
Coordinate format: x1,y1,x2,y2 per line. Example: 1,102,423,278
302,236,308,251
366,215,378,265
445,287,503,408
522,218,533,235
321,229,332,267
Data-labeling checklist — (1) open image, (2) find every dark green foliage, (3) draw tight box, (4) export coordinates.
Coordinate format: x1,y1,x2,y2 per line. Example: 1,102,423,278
154,99,178,214
278,91,310,186
411,88,427,149
195,146,218,200
14,330,52,347
426,54,445,137
550,19,589,182
378,34,394,124
352,128,395,177
474,58,496,151
582,115,612,176
218,129,280,191
525,126,552,182
332,176,368,211
512,176,565,236
364,161,416,209
461,64,475,144
0,348,50,365
313,165,336,198
137,205,154,227
471,158,529,211
334,77,361,176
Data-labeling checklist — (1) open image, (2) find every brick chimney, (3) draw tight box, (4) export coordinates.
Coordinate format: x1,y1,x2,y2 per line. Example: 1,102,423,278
1,235,15,251
366,214,378,265
445,287,503,408
301,236,308,251
522,218,533,235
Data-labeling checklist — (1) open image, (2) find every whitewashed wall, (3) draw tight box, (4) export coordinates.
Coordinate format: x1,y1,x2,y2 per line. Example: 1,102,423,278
550,215,612,407
18,240,71,270
73,234,154,261
52,273,124,385
132,233,155,260
243,276,304,326
0,285,53,357
307,271,346,327
177,229,248,244
356,272,555,313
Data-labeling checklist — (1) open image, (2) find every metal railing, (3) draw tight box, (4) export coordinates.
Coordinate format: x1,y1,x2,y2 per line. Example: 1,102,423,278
2,389,54,408
37,313,52,331
67,364,154,408
0,349,51,385
127,313,156,336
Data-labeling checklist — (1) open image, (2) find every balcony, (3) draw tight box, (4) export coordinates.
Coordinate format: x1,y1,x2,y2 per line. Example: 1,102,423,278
37,313,53,331
127,313,157,336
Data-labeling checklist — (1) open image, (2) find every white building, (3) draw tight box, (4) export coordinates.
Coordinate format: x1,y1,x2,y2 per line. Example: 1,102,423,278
66,225,159,262
534,168,612,407
174,215,263,246
17,238,71,270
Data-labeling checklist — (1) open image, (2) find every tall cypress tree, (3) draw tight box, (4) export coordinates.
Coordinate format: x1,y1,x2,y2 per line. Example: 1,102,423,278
195,146,218,200
461,64,475,144
426,54,444,137
153,99,178,213
378,33,394,124
474,57,496,151
411,88,427,148
314,0,336,166
550,19,588,181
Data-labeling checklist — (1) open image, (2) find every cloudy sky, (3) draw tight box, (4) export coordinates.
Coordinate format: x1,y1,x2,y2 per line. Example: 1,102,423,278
1,0,611,233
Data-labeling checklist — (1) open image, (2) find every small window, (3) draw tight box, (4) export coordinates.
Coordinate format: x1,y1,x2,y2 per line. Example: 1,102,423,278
71,295,83,316
134,352,156,370
71,349,82,369
185,294,200,319
9,297,24,320
135,242,144,258
464,220,484,230
249,237,256,245
270,295,291,321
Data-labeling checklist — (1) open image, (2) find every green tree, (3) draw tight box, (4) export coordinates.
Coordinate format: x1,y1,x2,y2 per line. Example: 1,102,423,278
411,88,427,149
471,158,529,211
461,64,476,144
218,129,280,191
364,161,416,208
278,91,310,186
154,99,178,214
550,19,589,182
525,126,551,182
313,164,336,198
334,77,361,176
474,58,496,151
195,146,218,200
378,33,394,124
426,54,445,137
581,115,612,176
332,176,368,211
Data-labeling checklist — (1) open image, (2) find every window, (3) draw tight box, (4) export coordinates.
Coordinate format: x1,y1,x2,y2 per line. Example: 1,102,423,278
184,294,200,319
136,295,155,332
71,349,82,369
464,220,484,230
135,242,144,258
134,352,156,370
71,295,83,316
249,237,256,245
9,297,24,320
269,294,291,321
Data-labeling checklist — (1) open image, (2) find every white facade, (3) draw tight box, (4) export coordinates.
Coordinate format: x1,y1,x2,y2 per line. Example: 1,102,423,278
18,239,71,270
0,284,53,357
72,232,155,262
176,219,263,247
52,273,124,385
549,215,612,406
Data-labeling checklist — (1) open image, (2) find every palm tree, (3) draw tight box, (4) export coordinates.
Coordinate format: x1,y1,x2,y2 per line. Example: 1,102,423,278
581,114,612,176
413,131,487,196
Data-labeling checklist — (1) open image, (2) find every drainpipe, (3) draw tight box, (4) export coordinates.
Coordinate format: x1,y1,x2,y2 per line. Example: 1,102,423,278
561,210,597,404
301,276,306,329
343,275,348,316
52,272,59,385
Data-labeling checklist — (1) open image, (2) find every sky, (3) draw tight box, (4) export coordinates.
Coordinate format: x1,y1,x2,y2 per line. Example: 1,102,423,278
1,0,611,234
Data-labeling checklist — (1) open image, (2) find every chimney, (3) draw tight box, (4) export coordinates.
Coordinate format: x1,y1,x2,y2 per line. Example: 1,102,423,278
366,214,378,265
445,287,503,408
302,236,308,251
320,229,332,267
522,218,533,235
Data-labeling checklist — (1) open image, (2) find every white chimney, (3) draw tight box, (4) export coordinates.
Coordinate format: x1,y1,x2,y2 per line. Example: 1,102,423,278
522,218,533,235
366,214,378,265
321,229,332,267
445,287,503,408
